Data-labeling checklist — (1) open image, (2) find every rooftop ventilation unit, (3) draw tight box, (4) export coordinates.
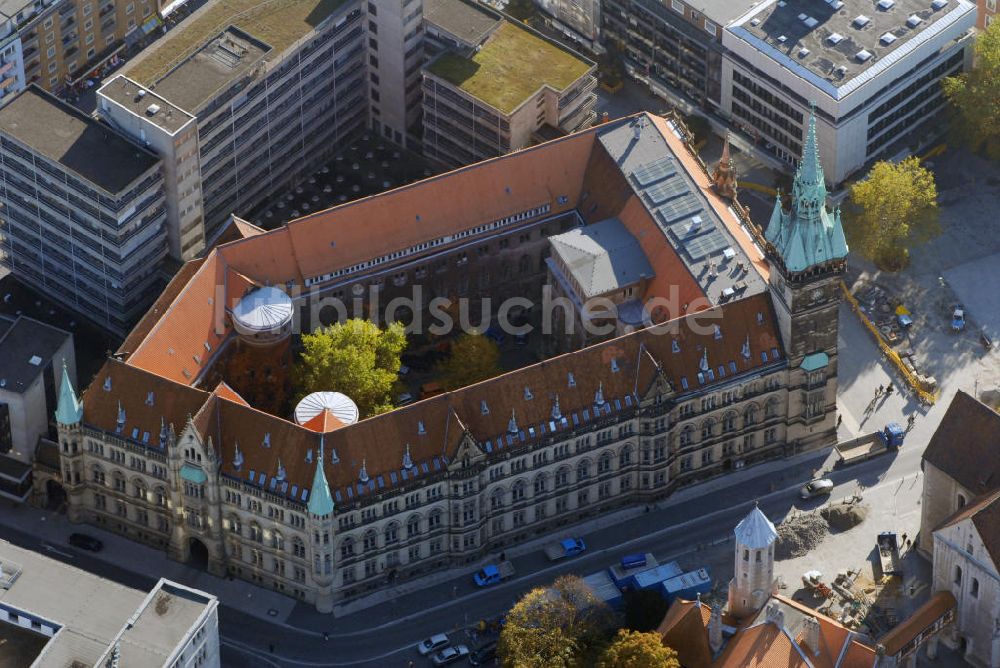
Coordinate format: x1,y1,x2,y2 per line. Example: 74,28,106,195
880,32,898,44
855,49,873,61
877,0,895,9
137,89,146,99
907,14,923,26
798,47,811,57
751,17,761,26
835,65,848,76
853,14,871,27
832,0,844,8
798,12,807,19
827,32,845,44
804,16,819,27
931,0,948,8
777,34,787,42
146,103,161,116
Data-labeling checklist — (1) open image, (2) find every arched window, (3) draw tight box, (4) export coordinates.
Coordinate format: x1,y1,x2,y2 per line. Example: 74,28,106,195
679,426,694,446
598,451,613,473
428,509,443,528
406,514,421,537
765,397,781,419
619,445,633,467
363,530,377,552
132,478,146,500
701,419,715,439
577,460,591,482
112,471,125,492
958,494,967,509
340,536,355,559
154,485,167,507
723,412,738,432
272,530,284,551
292,537,305,558
512,480,526,501
954,565,963,585
533,473,547,496
744,404,759,426
249,522,263,543
490,488,505,510
228,515,242,535
556,466,570,487
384,523,399,544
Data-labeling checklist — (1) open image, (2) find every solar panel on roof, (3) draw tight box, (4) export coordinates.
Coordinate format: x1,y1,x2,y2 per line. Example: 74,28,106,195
390,471,398,484
377,476,385,489
346,486,354,498
657,195,702,224
291,485,298,497
248,469,255,480
335,490,342,502
259,473,267,486
631,157,677,187
642,178,689,206
684,230,730,260
301,488,309,501
269,478,278,491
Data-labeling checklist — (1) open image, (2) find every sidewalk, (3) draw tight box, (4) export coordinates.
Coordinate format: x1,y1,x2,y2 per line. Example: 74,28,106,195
0,505,296,621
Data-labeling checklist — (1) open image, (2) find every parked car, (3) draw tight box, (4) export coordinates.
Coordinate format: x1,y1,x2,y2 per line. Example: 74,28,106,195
69,533,103,551
416,633,450,656
469,642,498,666
431,644,470,665
800,478,834,499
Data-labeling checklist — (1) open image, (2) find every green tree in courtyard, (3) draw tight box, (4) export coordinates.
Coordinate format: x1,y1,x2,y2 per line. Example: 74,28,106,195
942,21,1000,158
437,333,502,390
845,157,938,271
499,575,616,667
597,629,680,668
295,319,406,417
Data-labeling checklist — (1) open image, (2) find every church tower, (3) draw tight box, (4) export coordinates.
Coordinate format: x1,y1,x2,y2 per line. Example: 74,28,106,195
55,360,85,520
307,435,336,614
727,505,778,619
765,107,848,453
712,133,738,200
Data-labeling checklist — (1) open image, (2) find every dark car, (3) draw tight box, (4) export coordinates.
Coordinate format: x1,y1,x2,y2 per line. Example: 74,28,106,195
469,643,498,666
69,533,103,551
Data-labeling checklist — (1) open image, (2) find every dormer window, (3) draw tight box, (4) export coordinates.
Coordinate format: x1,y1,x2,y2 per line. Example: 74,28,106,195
481,400,489,415
713,325,722,340
756,312,764,325
145,391,154,406
262,433,271,448
611,358,620,373
524,386,533,400
417,421,426,435
672,340,680,353
568,372,576,388
103,376,112,391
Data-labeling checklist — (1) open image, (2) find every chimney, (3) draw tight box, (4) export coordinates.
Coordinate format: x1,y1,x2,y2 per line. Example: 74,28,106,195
801,616,821,656
708,604,724,654
765,602,785,629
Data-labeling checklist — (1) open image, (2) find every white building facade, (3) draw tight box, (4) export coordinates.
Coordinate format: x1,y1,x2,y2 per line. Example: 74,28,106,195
721,0,976,183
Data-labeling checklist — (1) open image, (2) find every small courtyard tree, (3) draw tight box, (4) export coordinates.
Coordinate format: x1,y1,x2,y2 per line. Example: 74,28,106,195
437,333,502,390
295,319,406,417
845,157,938,271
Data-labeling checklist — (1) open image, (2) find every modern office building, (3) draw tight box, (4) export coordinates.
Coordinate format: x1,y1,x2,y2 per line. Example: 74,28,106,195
366,0,425,147
0,0,160,99
46,110,847,613
0,315,74,502
535,0,602,50
422,12,596,167
602,0,753,109
0,85,167,336
104,0,368,242
722,0,976,182
0,539,219,667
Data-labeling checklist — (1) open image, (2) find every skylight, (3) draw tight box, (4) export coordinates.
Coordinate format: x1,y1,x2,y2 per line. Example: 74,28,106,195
852,15,871,28
827,32,845,45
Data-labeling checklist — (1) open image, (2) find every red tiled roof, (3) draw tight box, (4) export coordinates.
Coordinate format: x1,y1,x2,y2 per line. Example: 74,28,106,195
657,599,713,668
878,591,955,657
301,409,347,433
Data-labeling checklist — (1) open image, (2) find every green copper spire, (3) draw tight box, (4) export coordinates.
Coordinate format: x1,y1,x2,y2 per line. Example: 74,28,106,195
308,435,334,517
765,106,848,274
55,360,83,425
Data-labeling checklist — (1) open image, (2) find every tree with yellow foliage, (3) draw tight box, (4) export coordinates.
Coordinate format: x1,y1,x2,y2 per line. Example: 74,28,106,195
597,629,680,668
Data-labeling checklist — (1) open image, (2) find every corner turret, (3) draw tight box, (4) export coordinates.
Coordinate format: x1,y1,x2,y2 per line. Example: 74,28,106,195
55,360,82,426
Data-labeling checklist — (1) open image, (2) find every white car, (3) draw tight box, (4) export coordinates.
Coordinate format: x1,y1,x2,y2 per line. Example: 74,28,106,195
800,478,834,499
417,633,449,656
431,645,470,666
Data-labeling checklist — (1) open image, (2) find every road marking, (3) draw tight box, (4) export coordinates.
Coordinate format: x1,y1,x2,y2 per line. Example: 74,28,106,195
223,637,407,667
41,544,73,559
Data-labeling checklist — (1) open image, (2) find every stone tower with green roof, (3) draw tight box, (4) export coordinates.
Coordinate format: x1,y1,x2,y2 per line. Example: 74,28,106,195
766,107,848,453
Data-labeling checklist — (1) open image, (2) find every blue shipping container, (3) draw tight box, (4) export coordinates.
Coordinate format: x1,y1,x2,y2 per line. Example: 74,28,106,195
661,568,712,603
583,571,623,609
632,561,684,591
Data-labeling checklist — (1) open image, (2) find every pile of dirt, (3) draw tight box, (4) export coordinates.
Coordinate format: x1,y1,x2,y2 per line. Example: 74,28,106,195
774,513,829,560
821,502,870,532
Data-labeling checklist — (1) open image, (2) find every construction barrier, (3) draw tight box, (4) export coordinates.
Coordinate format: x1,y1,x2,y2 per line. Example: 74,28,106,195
840,281,938,406
740,181,779,197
